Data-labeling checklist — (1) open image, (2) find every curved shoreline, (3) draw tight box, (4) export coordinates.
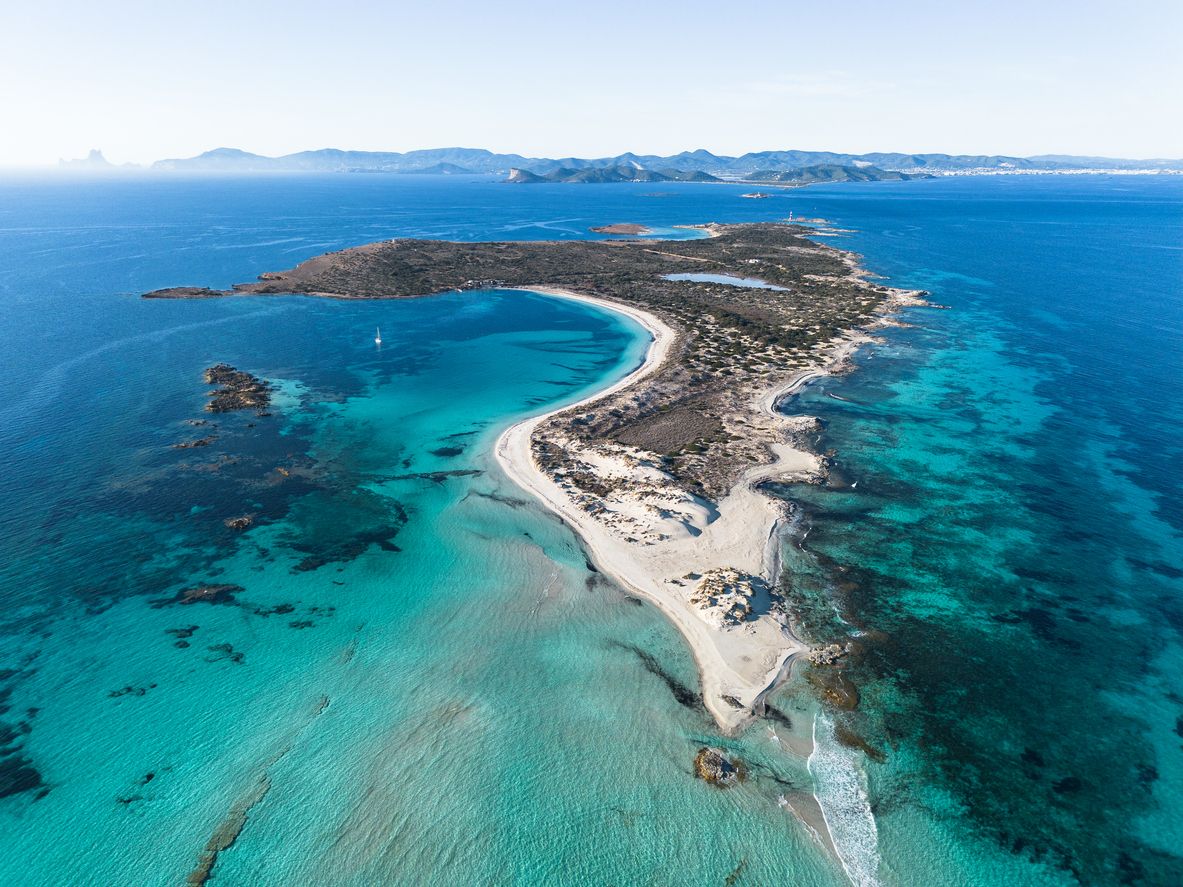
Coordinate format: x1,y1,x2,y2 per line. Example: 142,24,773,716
140,222,907,736
495,285,839,733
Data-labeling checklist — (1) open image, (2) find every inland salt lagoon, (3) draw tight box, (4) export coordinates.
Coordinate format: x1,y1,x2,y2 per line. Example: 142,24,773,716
0,173,1180,886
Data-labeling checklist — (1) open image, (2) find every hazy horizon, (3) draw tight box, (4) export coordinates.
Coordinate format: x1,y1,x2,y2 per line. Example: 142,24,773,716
3,0,1181,168
32,143,1183,171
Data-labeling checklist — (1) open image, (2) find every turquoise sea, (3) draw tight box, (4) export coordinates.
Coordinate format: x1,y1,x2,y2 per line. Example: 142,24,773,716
0,173,1179,885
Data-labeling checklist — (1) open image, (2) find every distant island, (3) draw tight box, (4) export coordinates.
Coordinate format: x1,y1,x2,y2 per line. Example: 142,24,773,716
83,145,1181,178
144,222,927,738
746,164,923,184
507,163,928,186
589,223,654,235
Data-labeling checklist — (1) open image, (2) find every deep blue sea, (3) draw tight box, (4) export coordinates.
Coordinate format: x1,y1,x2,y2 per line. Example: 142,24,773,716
0,172,1179,885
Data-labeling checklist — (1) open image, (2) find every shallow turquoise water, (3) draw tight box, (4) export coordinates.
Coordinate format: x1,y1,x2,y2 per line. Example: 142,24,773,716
0,173,1179,885
0,176,843,886
0,285,843,885
776,176,1183,884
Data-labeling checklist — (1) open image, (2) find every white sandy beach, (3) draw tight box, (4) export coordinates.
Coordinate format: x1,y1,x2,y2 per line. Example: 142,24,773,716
495,286,839,733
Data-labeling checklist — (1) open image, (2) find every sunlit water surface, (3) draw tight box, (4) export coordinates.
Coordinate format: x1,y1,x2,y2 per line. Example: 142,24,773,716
0,173,1179,885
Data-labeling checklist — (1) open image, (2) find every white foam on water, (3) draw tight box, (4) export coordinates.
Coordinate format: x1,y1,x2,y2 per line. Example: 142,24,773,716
808,711,882,887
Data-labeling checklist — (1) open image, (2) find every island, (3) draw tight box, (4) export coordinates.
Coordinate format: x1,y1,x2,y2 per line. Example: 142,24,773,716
589,223,653,235
145,223,926,732
506,163,929,187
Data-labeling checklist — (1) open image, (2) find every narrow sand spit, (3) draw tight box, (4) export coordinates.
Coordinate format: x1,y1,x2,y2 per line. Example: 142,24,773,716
496,286,859,733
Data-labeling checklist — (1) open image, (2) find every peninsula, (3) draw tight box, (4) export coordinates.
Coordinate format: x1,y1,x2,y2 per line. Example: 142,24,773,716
145,223,925,731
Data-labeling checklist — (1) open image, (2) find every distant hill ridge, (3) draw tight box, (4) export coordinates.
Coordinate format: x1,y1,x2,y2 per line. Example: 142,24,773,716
745,164,924,184
507,166,722,184
505,164,925,185
147,146,1183,175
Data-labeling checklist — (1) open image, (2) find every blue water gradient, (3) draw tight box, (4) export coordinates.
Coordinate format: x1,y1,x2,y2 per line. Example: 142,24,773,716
0,172,1179,885
777,175,1183,884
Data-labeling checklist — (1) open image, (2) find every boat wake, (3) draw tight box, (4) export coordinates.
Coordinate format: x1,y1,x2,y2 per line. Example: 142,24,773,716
808,711,882,886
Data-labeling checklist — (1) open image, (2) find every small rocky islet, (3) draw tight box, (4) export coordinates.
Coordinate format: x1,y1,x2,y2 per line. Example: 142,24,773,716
202,364,272,414
693,746,746,787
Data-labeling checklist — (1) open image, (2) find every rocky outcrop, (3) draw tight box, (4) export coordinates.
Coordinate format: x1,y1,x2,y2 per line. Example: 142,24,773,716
693,747,746,787
203,365,272,413
807,642,849,665
688,568,764,627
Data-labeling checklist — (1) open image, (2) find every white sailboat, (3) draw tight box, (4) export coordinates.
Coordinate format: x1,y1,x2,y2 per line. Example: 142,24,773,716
374,326,382,346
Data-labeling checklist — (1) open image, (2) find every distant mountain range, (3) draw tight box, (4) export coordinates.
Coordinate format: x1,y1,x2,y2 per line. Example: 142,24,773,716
63,146,1183,176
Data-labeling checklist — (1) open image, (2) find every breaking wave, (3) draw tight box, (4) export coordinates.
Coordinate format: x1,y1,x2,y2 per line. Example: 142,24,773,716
808,711,881,886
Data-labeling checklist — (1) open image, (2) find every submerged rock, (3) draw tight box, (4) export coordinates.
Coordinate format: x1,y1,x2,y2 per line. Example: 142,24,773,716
173,436,216,449
222,515,254,530
0,755,45,800
108,684,156,699
152,584,243,608
806,666,860,710
608,641,702,711
834,723,887,763
252,603,294,618
205,643,245,665
694,747,746,787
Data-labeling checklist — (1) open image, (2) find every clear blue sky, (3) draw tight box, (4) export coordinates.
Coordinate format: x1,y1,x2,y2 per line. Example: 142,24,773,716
2,0,1180,165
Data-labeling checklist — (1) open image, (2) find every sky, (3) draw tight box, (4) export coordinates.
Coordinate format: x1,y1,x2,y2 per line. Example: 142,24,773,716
1,0,1180,167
